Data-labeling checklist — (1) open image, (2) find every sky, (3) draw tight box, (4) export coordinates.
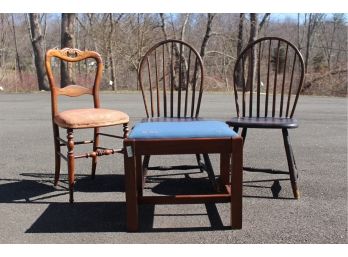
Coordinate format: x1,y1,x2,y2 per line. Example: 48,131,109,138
0,0,347,13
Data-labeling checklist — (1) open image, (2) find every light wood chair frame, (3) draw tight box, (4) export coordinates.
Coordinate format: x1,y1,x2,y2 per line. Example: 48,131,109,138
45,48,129,203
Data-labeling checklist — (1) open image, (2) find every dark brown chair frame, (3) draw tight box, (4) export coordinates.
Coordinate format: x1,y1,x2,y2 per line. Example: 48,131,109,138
137,39,217,188
138,39,217,184
124,136,243,231
227,37,305,199
45,48,129,203
123,39,244,231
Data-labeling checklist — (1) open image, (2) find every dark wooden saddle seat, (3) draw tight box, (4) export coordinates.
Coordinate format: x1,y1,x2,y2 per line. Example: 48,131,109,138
227,117,298,129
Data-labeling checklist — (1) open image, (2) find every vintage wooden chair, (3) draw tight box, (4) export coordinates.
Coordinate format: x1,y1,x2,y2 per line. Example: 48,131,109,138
227,37,305,199
45,48,129,203
137,39,218,187
123,39,243,231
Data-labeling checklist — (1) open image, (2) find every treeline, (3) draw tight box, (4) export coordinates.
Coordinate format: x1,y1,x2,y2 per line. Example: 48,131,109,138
0,13,346,95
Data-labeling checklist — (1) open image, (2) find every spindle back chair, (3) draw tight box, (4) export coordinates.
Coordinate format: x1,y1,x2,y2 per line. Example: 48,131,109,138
137,39,217,185
227,37,305,198
138,39,204,119
45,48,129,203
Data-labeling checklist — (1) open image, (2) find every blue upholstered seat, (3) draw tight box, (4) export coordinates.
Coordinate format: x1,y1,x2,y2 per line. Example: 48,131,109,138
129,120,237,139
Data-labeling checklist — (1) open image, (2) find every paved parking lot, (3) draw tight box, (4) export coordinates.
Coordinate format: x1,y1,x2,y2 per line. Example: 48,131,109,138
0,92,346,244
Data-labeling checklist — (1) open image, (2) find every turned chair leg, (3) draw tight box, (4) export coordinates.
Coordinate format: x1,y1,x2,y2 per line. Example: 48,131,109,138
67,128,75,203
91,127,99,179
53,124,61,186
123,123,129,138
282,128,300,199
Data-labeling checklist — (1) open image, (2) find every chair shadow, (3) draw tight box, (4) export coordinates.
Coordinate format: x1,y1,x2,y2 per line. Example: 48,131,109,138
19,172,125,193
26,201,128,233
1,172,230,233
0,173,125,203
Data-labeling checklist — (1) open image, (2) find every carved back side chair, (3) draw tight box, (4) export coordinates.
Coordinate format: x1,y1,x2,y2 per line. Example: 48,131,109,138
227,37,305,198
45,48,129,203
137,39,217,187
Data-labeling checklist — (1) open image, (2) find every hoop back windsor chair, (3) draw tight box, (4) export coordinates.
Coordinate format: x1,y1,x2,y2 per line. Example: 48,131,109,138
227,37,305,198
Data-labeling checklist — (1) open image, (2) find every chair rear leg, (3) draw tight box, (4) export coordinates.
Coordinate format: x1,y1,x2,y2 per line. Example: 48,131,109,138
289,142,298,174
67,128,75,203
53,124,61,186
195,154,204,172
282,128,300,199
91,127,99,179
203,153,217,190
142,155,150,177
241,127,247,146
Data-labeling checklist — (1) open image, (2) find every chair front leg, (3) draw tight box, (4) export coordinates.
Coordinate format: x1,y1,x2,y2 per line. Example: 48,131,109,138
282,128,300,199
230,137,243,229
91,127,99,179
124,140,139,232
123,123,129,138
53,123,61,186
67,128,75,203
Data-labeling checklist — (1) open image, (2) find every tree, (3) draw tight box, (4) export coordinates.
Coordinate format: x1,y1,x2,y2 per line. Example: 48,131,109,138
235,13,245,88
304,13,325,73
28,13,49,91
245,13,258,91
61,13,76,87
199,13,215,60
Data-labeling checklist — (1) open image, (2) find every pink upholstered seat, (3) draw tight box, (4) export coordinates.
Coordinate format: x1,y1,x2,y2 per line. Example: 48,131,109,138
54,108,129,129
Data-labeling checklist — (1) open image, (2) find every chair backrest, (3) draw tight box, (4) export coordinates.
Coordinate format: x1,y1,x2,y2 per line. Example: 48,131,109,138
138,39,204,118
45,48,103,116
233,37,305,119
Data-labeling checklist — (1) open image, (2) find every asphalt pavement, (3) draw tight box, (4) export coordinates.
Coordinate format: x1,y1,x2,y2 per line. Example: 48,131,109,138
0,92,346,244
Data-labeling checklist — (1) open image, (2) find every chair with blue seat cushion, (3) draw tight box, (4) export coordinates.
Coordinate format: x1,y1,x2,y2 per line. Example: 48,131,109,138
136,39,221,192
226,37,305,199
124,120,243,231
123,39,244,231
129,120,237,139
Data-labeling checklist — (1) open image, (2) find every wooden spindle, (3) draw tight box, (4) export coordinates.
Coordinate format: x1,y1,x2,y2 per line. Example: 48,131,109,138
184,49,192,118
146,56,154,117
279,44,289,117
170,42,174,118
272,40,281,117
178,43,182,118
256,42,261,117
162,44,167,118
286,53,297,117
154,49,160,117
242,55,246,117
265,40,271,117
249,46,254,118
191,57,198,117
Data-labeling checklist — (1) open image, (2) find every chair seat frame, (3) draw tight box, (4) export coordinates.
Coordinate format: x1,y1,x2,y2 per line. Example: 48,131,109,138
123,136,243,231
